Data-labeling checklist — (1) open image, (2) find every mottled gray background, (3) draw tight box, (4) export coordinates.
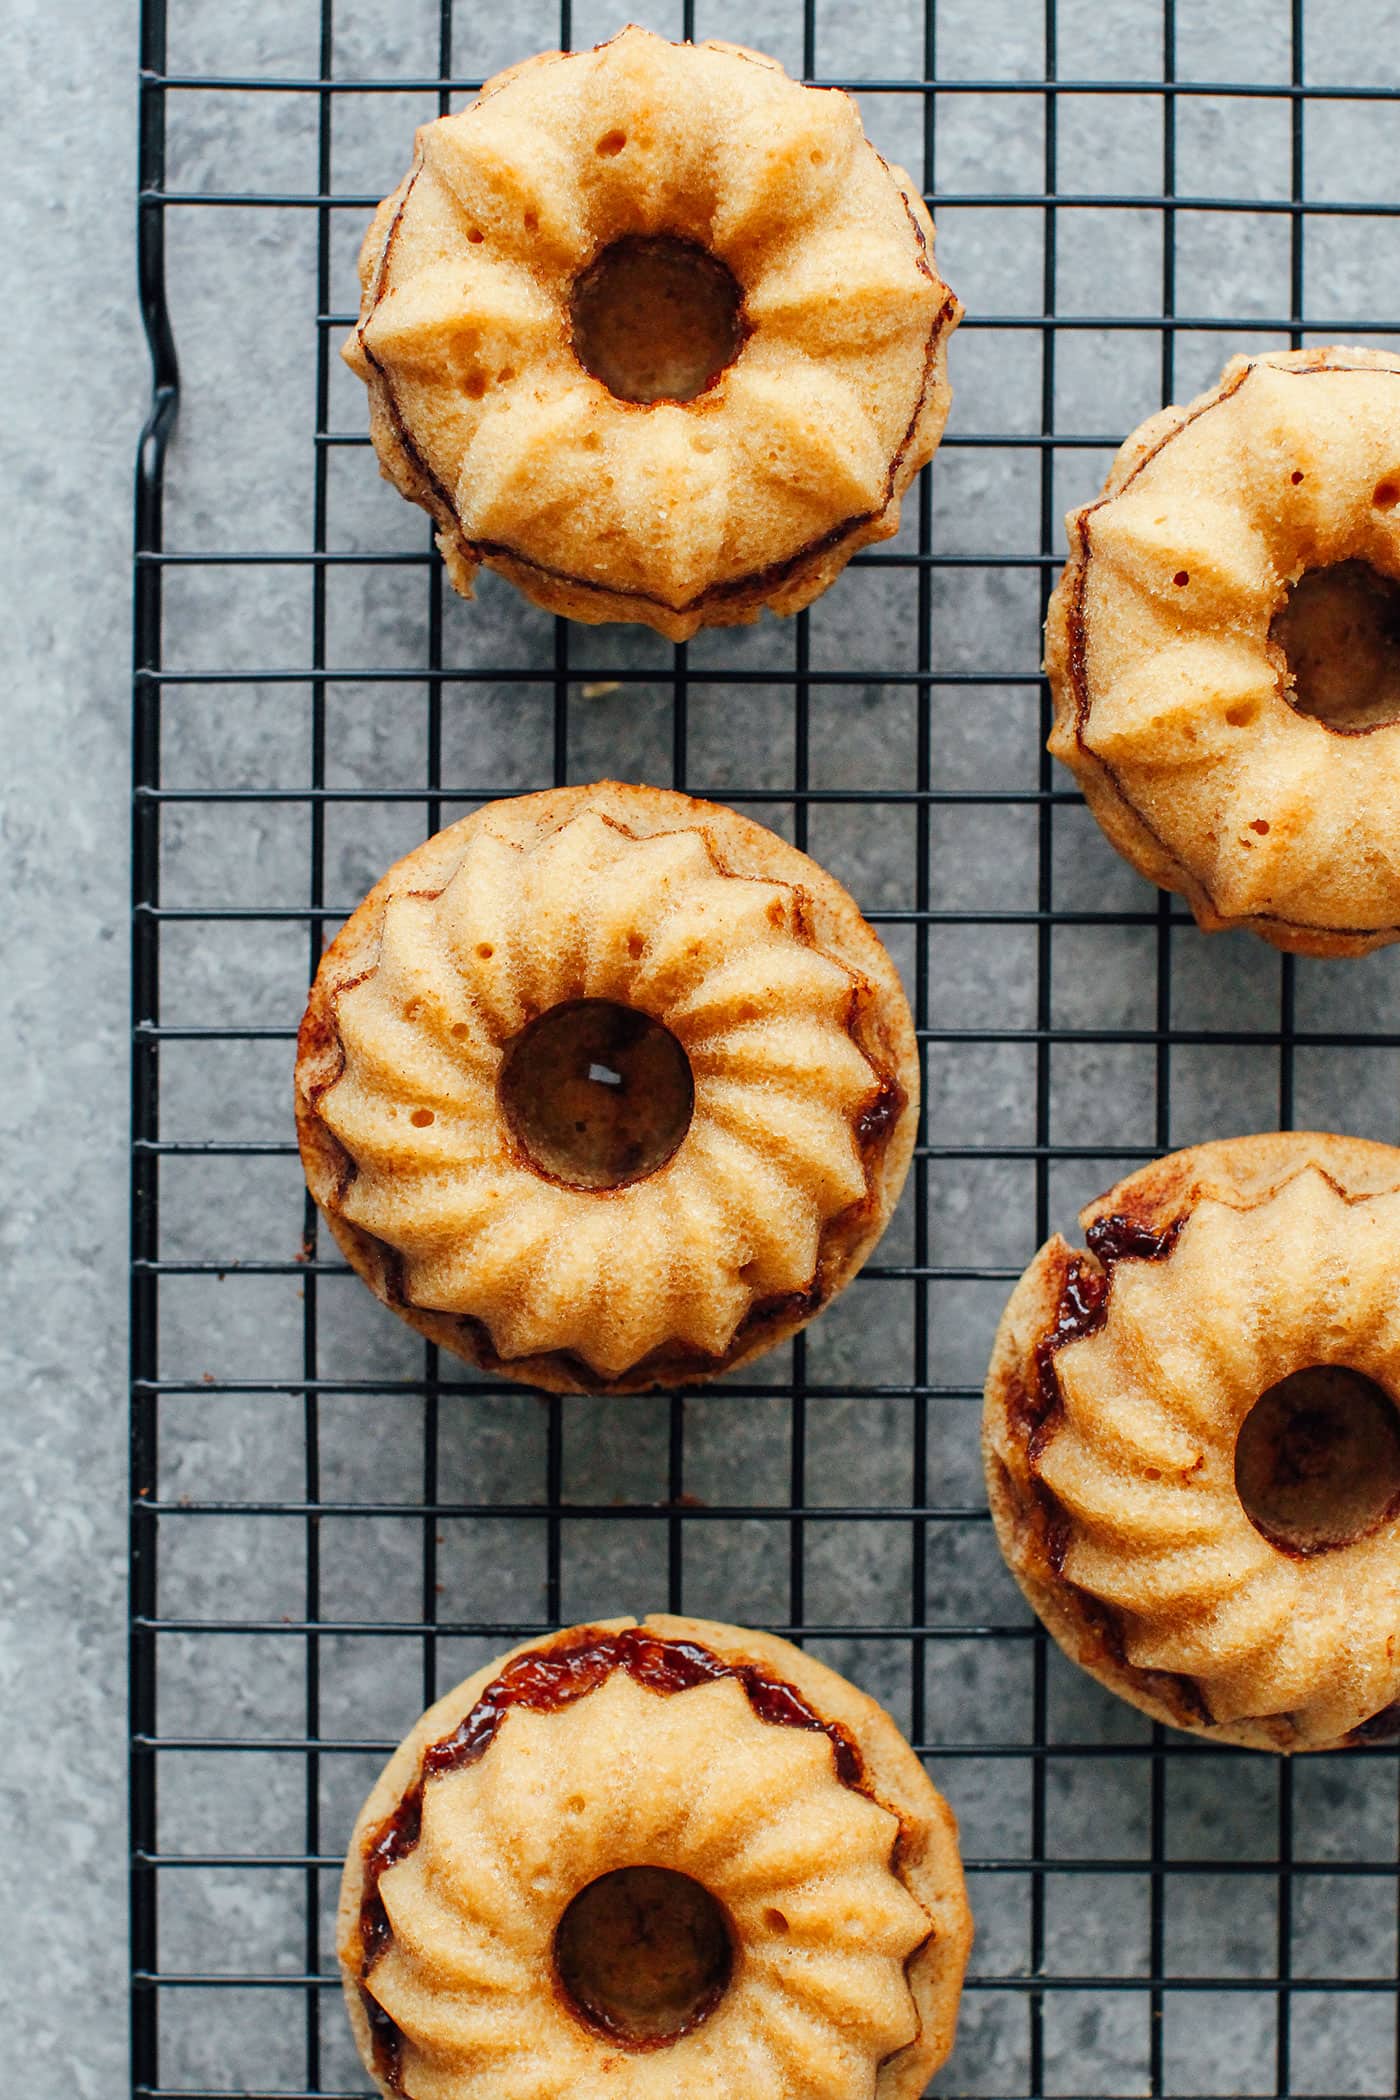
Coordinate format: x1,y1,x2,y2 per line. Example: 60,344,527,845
5,1,145,2095
6,0,1400,2095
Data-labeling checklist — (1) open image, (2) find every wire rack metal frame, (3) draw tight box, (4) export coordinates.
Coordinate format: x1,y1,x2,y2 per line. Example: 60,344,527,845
132,1,1400,2096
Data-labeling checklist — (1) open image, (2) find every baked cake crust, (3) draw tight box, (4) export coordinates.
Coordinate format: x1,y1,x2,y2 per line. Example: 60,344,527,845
295,782,919,1393
338,1614,971,2100
1046,346,1400,956
984,1133,1400,1750
342,27,959,640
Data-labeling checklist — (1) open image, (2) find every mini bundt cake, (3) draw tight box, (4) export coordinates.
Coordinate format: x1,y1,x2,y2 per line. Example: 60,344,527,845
1046,346,1400,956
339,1614,972,2100
342,26,959,640
984,1133,1400,1751
295,782,918,1392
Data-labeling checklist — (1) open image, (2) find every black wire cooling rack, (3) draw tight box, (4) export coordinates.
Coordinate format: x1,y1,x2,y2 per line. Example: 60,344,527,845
132,2,1400,2095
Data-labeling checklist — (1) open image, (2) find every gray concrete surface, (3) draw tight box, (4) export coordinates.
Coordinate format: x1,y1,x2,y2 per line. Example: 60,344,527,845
5,0,1400,2095
3,3,144,2095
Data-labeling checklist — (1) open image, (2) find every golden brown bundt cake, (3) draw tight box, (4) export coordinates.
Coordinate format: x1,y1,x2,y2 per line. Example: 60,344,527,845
295,782,919,1393
1046,346,1400,956
342,26,959,640
984,1133,1400,1751
339,1615,972,2100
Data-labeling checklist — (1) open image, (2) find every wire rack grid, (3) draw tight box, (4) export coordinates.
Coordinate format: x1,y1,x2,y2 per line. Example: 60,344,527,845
132,0,1400,2095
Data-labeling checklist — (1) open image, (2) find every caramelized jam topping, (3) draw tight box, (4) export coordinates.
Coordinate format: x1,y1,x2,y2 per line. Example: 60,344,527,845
499,999,694,1189
1352,1701,1400,1744
1235,1364,1400,1557
553,1866,733,2047
1027,1213,1183,1451
569,235,747,404
358,1627,864,2092
1009,1214,1183,1578
855,1076,905,1149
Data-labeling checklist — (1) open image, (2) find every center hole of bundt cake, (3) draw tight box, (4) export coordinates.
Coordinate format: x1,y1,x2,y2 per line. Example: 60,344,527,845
498,999,694,1190
568,236,746,404
554,1866,734,2045
1235,1365,1400,1556
1270,561,1400,732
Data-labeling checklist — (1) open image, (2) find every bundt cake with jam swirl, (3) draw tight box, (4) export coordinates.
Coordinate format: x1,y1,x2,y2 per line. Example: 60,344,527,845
984,1133,1400,1751
342,26,959,640
1047,346,1400,956
339,1615,971,2100
295,783,918,1393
